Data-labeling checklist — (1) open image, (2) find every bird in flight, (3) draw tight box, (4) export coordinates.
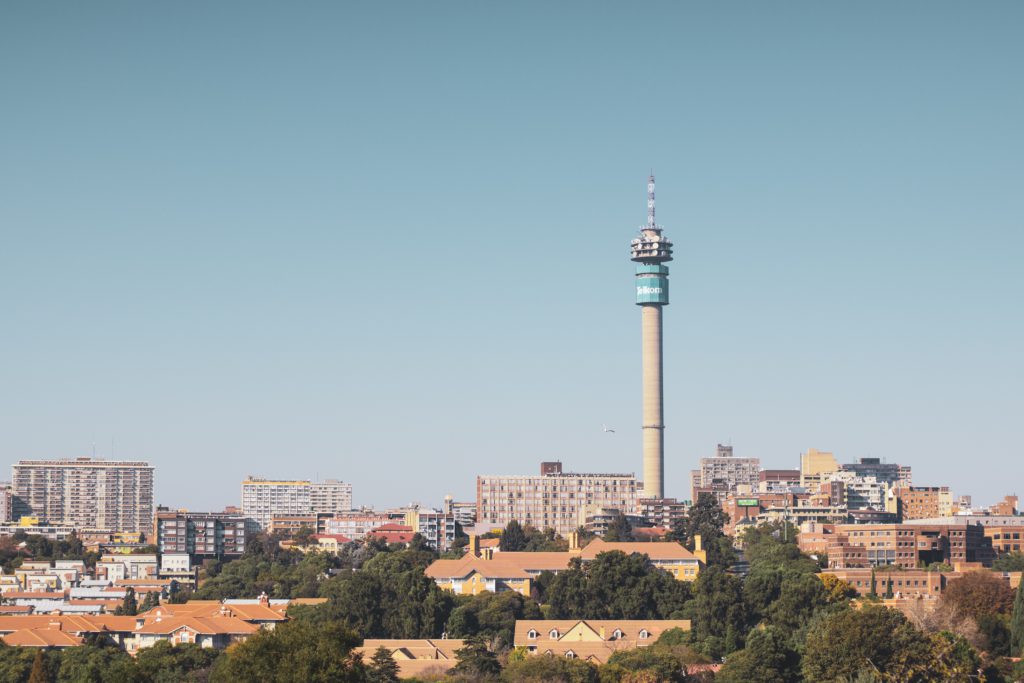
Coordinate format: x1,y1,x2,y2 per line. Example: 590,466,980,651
603,424,616,433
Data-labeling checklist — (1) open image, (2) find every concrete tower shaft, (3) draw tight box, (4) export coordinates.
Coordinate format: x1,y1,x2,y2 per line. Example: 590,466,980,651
631,174,673,500
640,305,664,498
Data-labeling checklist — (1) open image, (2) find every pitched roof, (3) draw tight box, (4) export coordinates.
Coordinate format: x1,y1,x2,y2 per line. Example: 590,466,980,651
578,539,698,562
0,615,141,634
2,627,83,648
135,616,259,635
140,603,287,622
425,552,571,580
514,619,691,644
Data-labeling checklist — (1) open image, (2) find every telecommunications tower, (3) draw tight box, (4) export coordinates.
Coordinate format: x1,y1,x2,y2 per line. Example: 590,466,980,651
630,174,673,499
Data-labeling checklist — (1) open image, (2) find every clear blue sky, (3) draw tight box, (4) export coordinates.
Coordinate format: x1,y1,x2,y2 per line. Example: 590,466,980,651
2,2,1021,511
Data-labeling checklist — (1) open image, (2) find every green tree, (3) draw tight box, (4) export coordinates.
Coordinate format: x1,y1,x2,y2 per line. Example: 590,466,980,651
298,547,453,639
0,645,46,683
546,552,691,620
367,646,400,683
1011,578,1024,657
55,644,136,683
993,552,1024,572
715,626,800,683
115,588,138,616
445,591,543,648
451,637,501,680
139,590,160,613
601,647,687,683
500,520,528,552
133,641,220,683
802,605,932,682
603,512,633,542
28,650,49,683
671,493,729,569
688,564,748,658
501,653,599,682
941,571,1015,622
767,572,828,637
210,620,365,683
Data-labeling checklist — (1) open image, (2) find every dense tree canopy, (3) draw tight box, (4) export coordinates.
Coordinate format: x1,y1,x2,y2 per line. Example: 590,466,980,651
802,605,934,682
445,591,543,648
1012,579,1024,657
993,552,1024,572
941,571,1016,622
546,552,691,620
715,626,800,683
500,520,528,552
211,619,364,683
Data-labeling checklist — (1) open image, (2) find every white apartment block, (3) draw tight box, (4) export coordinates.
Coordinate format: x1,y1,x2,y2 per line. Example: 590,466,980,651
12,458,154,533
476,462,640,537
241,477,353,529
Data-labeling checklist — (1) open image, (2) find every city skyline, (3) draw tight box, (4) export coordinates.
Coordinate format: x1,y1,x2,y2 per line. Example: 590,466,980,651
2,2,1022,510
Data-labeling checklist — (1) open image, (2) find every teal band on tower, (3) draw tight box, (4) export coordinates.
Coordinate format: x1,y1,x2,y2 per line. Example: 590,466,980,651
635,264,670,305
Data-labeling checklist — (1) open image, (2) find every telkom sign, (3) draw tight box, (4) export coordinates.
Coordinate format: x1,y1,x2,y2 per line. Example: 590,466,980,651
635,264,670,305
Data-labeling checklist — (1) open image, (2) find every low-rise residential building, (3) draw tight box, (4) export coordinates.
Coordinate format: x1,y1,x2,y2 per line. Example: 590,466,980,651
158,554,199,587
95,554,158,582
514,620,691,663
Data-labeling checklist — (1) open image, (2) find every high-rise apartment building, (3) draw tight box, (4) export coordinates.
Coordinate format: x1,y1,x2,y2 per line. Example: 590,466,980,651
241,477,353,529
690,445,760,503
476,462,640,537
12,458,154,533
154,509,259,558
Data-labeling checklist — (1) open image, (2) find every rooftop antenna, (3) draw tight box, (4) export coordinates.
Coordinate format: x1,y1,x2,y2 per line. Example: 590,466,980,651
647,173,658,231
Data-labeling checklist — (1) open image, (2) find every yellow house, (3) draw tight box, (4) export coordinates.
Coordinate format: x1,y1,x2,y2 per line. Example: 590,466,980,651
424,556,539,596
514,619,691,663
425,536,705,596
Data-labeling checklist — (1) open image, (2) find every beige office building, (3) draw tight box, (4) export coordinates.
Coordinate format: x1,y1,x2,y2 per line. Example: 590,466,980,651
12,458,154,533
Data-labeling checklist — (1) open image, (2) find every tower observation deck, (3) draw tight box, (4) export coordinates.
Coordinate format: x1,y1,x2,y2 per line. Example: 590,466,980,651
630,175,673,499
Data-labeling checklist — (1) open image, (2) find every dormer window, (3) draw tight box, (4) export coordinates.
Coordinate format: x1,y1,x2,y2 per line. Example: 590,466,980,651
527,630,537,640
612,629,622,640
549,629,560,639
638,629,649,639
565,650,575,659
